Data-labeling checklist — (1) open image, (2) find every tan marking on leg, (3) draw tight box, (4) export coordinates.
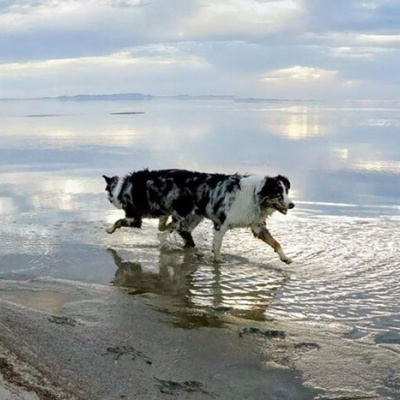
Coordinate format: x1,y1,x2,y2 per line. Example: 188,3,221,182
255,228,292,264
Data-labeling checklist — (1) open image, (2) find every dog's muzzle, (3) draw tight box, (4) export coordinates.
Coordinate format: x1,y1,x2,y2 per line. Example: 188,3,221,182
275,202,295,215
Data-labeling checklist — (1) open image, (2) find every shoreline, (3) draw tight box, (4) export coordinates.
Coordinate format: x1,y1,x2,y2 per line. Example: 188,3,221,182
0,278,321,400
1,277,398,399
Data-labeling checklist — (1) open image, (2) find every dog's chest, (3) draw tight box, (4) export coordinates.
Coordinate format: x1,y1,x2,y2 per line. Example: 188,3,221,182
225,183,262,226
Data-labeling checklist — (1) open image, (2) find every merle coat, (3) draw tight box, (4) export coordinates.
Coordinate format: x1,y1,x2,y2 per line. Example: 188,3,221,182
103,169,294,263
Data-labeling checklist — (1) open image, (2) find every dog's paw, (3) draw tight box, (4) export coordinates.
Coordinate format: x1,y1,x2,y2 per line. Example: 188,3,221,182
194,249,205,258
281,256,293,265
106,226,116,234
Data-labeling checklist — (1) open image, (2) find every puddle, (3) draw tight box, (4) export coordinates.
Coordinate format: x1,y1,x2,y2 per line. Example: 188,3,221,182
0,290,75,313
154,377,211,396
167,309,227,329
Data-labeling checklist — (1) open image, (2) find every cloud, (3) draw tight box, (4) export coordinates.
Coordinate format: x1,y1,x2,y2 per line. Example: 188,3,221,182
178,0,303,40
356,34,400,45
262,66,337,81
328,46,390,60
0,50,208,72
0,0,399,99
0,49,212,98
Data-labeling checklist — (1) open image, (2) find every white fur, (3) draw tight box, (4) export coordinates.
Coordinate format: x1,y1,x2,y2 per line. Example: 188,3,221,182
110,177,124,209
224,176,272,228
281,181,293,208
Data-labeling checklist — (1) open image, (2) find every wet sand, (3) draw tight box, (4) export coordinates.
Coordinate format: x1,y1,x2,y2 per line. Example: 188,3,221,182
1,273,399,399
0,278,321,400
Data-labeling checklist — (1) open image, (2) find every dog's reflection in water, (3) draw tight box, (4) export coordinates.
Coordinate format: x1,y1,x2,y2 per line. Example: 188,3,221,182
108,247,231,328
108,248,199,301
108,247,288,324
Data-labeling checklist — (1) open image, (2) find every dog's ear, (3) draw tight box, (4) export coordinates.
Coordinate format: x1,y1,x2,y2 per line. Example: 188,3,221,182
276,175,291,191
103,175,114,185
258,177,280,203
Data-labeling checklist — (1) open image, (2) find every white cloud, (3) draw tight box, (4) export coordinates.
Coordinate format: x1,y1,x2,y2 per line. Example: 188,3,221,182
0,50,209,74
0,48,212,98
356,34,400,44
262,66,337,82
0,0,399,99
178,0,303,39
328,46,391,60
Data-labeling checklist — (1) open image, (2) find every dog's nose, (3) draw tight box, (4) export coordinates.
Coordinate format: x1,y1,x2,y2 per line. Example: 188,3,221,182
288,203,295,209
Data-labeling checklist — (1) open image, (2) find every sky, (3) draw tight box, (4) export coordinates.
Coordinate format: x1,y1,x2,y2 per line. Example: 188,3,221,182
0,0,399,100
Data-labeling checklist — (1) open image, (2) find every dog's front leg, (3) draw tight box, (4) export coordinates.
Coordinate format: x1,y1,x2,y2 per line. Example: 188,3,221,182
253,226,292,264
212,225,228,262
106,218,126,234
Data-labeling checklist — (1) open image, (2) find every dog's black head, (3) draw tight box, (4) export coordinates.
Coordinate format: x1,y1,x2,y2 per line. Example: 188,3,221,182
103,175,120,208
258,175,294,215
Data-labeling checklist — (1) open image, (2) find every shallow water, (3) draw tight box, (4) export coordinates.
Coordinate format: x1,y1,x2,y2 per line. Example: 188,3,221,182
1,99,400,396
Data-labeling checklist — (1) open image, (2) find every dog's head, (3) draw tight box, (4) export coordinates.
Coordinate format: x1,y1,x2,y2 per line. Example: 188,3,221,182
258,175,294,215
103,175,122,209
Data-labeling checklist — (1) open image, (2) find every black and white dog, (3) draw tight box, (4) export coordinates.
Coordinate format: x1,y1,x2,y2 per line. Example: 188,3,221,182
103,169,294,264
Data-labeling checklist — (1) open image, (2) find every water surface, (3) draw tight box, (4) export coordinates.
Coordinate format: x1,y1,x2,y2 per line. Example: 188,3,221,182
1,98,400,396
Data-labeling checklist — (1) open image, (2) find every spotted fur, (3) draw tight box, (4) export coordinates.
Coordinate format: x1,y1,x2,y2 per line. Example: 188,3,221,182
103,169,295,263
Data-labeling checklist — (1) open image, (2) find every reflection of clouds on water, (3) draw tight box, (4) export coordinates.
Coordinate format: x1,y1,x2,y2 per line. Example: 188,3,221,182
0,120,142,149
352,159,400,174
273,106,324,141
0,172,102,213
1,99,400,215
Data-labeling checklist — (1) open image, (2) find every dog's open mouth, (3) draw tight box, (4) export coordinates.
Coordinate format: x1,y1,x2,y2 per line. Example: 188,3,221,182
274,205,288,215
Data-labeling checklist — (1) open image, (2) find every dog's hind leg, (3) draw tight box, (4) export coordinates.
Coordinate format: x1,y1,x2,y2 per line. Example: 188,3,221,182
178,231,195,248
158,216,177,232
177,214,204,248
106,206,142,234
106,217,142,234
157,216,177,249
106,218,124,234
252,226,292,264
158,216,169,231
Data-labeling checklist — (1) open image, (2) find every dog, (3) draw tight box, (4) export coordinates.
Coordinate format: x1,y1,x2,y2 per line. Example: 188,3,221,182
103,169,294,264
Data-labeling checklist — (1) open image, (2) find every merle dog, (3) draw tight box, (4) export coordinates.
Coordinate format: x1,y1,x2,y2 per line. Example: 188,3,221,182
103,169,294,263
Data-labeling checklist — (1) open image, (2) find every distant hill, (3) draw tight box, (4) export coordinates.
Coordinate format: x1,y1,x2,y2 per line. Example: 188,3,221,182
56,93,154,101
55,93,235,101
0,93,310,102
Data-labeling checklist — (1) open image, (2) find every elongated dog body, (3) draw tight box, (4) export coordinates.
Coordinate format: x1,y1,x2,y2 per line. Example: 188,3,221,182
103,169,294,263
